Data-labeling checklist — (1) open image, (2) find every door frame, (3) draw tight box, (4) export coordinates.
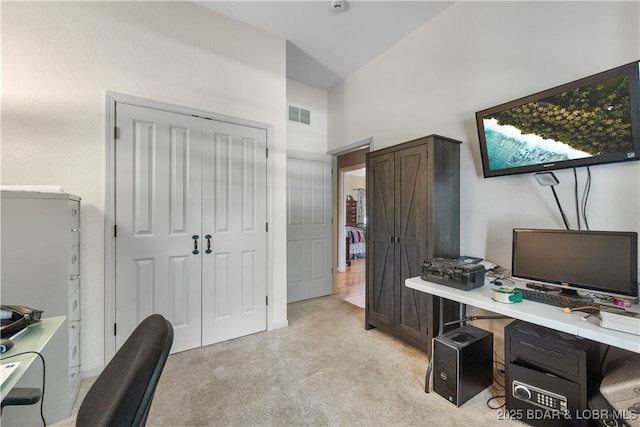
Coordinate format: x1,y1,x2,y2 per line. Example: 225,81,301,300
329,138,371,273
104,92,273,362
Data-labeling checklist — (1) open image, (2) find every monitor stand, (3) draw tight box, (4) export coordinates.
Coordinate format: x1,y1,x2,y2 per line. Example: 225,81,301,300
559,288,580,298
525,282,561,293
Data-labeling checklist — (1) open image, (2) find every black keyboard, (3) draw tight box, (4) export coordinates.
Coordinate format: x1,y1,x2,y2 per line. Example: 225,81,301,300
521,288,597,309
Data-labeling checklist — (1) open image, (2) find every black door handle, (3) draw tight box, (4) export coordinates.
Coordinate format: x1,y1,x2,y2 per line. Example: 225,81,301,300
205,235,212,254
192,235,199,254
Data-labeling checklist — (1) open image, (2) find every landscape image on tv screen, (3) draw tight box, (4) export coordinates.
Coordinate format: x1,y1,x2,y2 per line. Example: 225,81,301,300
483,74,633,172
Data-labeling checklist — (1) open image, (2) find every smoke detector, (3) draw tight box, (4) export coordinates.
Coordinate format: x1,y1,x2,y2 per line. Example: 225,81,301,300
329,1,349,15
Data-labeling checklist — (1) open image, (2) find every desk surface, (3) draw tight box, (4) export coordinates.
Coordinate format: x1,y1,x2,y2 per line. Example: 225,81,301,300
405,277,640,353
1,316,65,400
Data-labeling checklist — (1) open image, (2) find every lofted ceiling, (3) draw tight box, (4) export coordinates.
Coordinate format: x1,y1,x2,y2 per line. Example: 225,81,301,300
195,1,455,90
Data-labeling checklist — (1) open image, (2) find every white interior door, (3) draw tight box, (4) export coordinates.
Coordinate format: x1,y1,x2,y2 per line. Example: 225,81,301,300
286,150,334,303
201,121,268,345
115,103,202,353
115,102,267,353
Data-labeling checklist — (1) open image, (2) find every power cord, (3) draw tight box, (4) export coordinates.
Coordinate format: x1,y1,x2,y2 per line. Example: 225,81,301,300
487,352,506,409
581,166,591,230
572,166,592,231
1,351,46,426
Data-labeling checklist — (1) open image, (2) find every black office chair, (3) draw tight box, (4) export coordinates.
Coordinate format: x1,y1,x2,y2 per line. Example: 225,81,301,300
76,314,173,427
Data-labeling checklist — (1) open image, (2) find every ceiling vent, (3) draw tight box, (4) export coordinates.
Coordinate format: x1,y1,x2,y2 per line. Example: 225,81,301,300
288,105,311,125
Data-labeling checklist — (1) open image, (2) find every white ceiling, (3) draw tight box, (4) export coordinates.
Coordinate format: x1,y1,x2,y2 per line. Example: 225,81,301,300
195,1,455,90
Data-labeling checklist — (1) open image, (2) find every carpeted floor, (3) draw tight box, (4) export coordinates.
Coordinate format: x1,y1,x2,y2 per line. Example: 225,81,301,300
53,295,521,426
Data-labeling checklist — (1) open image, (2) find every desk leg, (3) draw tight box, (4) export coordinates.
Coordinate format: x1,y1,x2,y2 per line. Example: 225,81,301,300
425,296,445,393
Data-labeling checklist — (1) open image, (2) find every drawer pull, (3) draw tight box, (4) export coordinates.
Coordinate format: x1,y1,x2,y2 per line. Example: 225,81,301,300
71,254,77,264
72,346,77,359
71,228,80,233
70,275,80,281
72,300,78,311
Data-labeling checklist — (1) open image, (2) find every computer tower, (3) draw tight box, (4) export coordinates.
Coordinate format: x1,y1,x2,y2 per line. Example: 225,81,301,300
432,325,493,406
505,320,601,426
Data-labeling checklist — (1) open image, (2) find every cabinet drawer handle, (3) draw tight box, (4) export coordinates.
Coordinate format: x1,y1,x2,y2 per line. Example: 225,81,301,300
70,275,80,280
72,300,78,311
72,346,77,358
71,228,80,233
71,254,77,264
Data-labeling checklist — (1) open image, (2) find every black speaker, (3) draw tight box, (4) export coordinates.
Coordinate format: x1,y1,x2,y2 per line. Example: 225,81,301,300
432,325,493,406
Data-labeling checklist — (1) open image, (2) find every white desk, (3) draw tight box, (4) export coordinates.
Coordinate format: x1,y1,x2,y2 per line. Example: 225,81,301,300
405,277,640,353
1,316,65,401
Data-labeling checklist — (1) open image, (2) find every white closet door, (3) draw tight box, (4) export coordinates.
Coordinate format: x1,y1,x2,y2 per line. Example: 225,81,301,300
115,103,202,353
286,151,334,302
201,120,267,345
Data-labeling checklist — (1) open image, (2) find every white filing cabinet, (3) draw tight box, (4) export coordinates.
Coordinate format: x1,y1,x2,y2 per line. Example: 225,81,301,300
1,191,81,424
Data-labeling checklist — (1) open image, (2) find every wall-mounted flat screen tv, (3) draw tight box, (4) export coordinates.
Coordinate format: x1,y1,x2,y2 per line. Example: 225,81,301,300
476,61,640,178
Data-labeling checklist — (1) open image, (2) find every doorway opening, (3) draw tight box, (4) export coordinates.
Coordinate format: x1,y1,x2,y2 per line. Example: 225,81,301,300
335,146,369,308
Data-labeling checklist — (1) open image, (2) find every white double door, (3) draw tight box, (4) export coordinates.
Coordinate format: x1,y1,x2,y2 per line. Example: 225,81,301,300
115,103,267,353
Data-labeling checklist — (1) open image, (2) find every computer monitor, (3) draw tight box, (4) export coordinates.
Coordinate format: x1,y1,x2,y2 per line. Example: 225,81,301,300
512,228,638,299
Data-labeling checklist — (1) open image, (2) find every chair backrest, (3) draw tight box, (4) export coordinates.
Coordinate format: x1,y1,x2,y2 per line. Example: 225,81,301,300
76,314,173,427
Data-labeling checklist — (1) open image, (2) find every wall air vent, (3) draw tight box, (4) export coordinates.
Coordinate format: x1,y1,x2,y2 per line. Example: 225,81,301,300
288,105,311,125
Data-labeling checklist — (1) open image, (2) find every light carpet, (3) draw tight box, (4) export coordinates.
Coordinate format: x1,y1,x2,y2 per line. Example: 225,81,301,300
53,295,520,426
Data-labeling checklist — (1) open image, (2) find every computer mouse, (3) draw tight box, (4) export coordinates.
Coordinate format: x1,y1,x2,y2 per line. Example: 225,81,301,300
1,338,14,353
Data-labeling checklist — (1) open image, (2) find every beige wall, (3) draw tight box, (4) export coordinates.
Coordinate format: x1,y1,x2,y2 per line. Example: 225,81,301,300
1,1,288,374
286,80,328,153
345,174,365,201
327,1,640,348
329,1,640,268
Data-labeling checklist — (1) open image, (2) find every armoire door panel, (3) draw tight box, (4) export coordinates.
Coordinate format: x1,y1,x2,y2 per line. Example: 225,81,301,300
368,154,394,236
396,145,428,245
368,236,395,325
366,135,461,355
397,241,430,339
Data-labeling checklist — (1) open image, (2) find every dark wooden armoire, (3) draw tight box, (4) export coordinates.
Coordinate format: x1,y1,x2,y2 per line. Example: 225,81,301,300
365,134,461,357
